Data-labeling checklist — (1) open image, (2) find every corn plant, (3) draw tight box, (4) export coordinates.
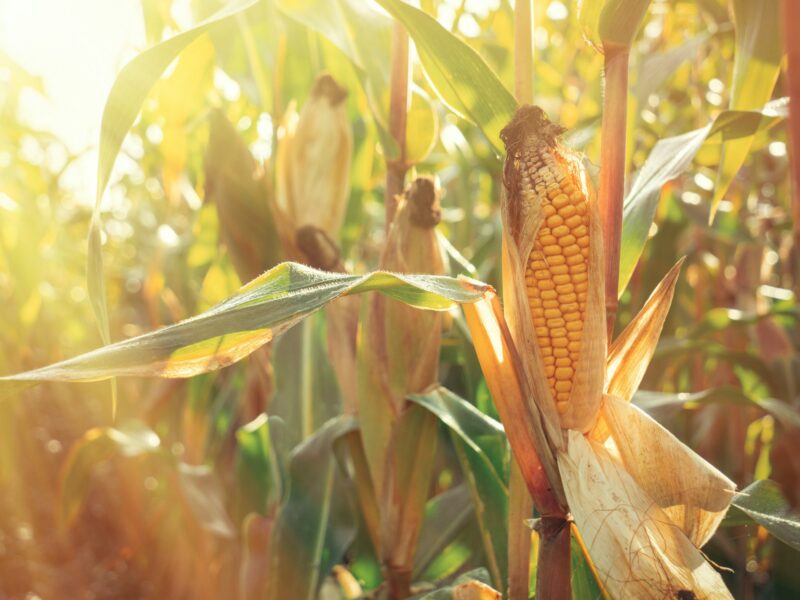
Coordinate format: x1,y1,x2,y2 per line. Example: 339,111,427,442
1,0,800,599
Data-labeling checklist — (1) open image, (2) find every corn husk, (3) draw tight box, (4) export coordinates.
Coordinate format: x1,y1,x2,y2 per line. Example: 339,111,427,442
474,107,737,599
499,106,607,436
462,293,566,513
560,429,733,599
602,395,736,547
275,73,352,253
604,258,685,405
357,176,444,577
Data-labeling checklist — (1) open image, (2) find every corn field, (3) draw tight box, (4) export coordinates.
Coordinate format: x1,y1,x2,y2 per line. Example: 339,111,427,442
1,0,800,598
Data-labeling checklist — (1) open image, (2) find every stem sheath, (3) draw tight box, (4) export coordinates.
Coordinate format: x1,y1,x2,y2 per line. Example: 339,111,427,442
598,44,630,341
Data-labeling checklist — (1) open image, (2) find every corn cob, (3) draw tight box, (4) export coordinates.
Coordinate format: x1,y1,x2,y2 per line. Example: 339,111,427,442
523,151,590,416
501,106,603,430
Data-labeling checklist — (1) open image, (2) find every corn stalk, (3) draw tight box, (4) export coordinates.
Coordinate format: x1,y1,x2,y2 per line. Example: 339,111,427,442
598,42,629,339
506,2,572,597
783,0,800,294
508,1,536,597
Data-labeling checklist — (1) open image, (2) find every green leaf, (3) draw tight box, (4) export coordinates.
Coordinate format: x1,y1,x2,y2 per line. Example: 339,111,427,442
633,33,711,101
59,421,236,539
414,567,496,599
1,262,489,395
571,533,604,600
235,414,288,519
710,0,782,222
619,100,787,295
268,415,358,600
87,0,260,342
580,0,652,48
406,86,439,163
277,0,397,153
414,484,475,578
728,480,800,552
60,421,161,525
374,0,516,152
632,387,800,429
598,0,652,48
410,387,508,590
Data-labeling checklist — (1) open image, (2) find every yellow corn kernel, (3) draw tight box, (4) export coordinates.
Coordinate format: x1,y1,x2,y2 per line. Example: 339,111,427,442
505,108,592,424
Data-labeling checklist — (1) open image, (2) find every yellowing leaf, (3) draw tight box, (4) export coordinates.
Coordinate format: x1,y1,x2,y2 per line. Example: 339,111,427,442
606,258,684,403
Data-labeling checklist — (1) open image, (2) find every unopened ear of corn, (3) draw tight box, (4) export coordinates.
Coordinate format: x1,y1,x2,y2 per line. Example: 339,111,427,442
500,106,606,434
275,73,352,258
357,176,444,590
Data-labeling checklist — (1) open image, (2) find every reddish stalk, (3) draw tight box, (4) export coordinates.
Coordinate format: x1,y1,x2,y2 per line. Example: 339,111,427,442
598,43,630,341
487,289,571,596
783,0,800,293
385,21,409,230
535,517,572,599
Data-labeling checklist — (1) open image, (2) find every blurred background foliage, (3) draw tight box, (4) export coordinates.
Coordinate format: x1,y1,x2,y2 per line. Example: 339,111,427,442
0,0,799,598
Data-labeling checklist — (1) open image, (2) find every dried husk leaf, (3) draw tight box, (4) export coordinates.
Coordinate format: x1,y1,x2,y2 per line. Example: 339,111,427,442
276,73,352,247
602,395,736,547
500,106,607,435
377,178,444,404
452,579,502,599
462,293,565,514
605,258,685,402
559,430,733,600
591,258,685,442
